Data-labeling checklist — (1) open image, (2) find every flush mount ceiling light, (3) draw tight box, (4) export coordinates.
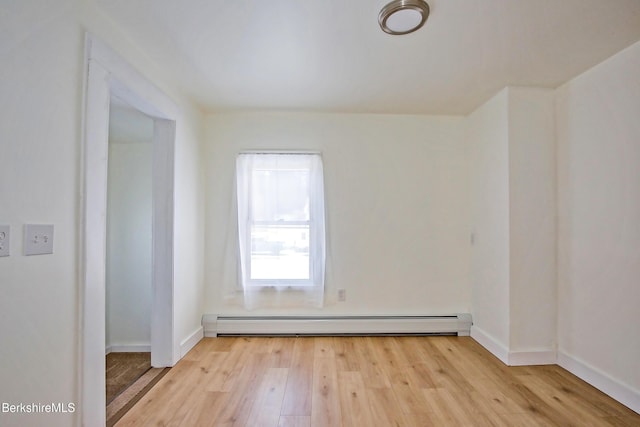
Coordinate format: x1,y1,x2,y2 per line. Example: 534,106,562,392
379,0,430,35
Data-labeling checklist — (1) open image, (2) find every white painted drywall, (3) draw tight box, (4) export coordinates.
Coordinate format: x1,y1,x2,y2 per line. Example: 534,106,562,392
467,87,557,362
507,87,557,354
466,89,511,351
0,2,82,426
106,107,153,351
556,40,640,407
173,105,206,356
0,3,204,425
204,112,471,315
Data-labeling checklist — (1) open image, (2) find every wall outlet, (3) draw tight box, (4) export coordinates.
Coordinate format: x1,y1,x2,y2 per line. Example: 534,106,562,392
337,289,346,302
24,224,54,255
0,225,10,257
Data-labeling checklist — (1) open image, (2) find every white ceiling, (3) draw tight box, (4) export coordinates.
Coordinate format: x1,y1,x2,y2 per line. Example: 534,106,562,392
94,0,640,115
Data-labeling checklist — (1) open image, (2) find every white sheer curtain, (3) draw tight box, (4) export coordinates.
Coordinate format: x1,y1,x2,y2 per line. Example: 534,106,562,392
236,152,326,309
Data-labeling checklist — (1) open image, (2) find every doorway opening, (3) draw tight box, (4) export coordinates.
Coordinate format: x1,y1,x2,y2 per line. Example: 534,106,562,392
81,34,177,427
106,97,153,356
104,97,168,425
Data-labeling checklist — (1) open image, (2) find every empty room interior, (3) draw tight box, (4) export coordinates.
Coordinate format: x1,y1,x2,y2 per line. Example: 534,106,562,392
1,0,640,426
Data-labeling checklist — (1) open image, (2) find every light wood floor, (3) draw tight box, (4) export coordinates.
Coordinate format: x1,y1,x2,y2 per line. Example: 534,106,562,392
116,336,639,426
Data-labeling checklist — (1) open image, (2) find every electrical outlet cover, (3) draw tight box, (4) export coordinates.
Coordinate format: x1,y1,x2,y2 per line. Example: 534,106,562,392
0,225,10,257
24,224,54,255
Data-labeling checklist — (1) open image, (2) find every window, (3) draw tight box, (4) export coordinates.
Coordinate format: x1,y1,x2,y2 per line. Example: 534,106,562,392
236,152,326,308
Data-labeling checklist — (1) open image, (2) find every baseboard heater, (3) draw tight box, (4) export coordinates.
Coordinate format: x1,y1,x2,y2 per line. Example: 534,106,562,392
202,314,472,337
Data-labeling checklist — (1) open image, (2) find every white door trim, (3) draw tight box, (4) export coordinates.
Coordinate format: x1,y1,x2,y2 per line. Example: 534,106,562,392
80,33,177,427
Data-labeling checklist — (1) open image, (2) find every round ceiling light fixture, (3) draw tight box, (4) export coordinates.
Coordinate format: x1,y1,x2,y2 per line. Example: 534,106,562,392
378,0,430,35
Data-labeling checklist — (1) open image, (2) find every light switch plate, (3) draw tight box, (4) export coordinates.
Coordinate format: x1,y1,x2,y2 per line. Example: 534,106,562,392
24,224,54,255
0,225,9,257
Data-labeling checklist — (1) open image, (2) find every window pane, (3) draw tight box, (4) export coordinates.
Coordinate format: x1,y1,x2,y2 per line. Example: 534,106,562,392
250,168,310,222
250,224,310,280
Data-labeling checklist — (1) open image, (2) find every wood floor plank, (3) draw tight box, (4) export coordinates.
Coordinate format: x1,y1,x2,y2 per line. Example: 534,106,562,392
403,362,438,389
422,388,455,425
516,372,621,427
311,354,342,426
179,391,228,427
389,372,437,426
369,339,437,425
336,371,376,427
372,337,412,386
154,356,226,426
366,387,412,427
441,383,512,427
201,351,233,392
464,391,522,427
115,360,200,426
115,337,640,427
430,336,490,382
507,381,578,426
420,338,476,394
245,367,289,427
212,352,270,427
313,336,336,359
217,337,261,393
423,388,476,426
354,337,391,389
267,337,296,368
281,337,314,416
532,364,640,419
278,415,311,427
332,337,360,372
466,376,527,415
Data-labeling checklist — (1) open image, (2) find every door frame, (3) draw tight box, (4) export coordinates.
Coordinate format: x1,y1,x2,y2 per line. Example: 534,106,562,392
80,33,177,426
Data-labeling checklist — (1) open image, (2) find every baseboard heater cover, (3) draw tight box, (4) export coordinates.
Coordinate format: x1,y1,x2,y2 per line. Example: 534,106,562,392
202,314,472,337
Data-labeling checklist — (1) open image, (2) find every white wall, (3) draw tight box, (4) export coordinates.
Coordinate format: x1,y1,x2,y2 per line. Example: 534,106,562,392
173,104,206,356
467,89,511,352
204,112,471,316
0,2,204,425
467,87,556,364
507,87,556,357
106,109,153,351
556,40,640,411
0,2,83,426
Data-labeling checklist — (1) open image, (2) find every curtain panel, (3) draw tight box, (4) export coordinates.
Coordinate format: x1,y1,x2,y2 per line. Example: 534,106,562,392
236,152,326,309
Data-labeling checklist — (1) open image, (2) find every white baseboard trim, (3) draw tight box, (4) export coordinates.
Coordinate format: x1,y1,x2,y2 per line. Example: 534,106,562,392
471,326,556,366
558,350,640,414
508,350,556,366
105,344,151,355
470,325,509,365
180,326,204,358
